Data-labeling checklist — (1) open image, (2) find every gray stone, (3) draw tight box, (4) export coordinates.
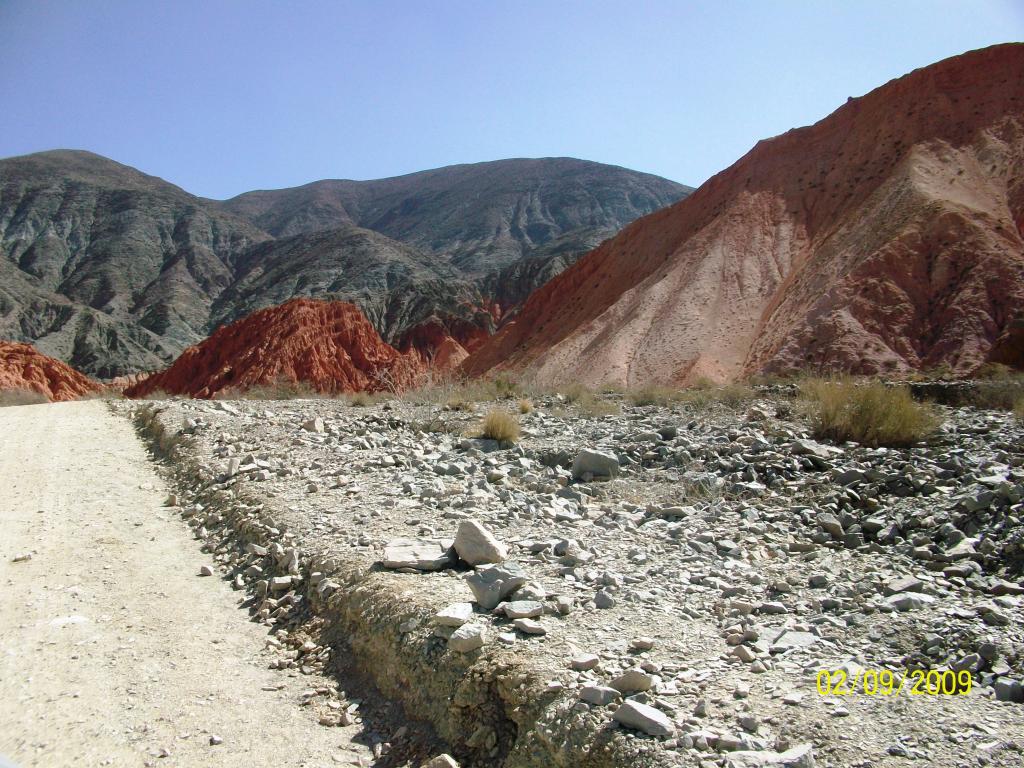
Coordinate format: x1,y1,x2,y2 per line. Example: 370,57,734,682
301,417,324,433
994,678,1024,703
571,653,600,671
610,668,654,693
513,618,546,635
424,755,460,768
595,590,616,609
571,449,620,480
580,685,621,705
435,602,474,627
726,744,815,767
612,700,675,737
381,539,452,571
884,576,923,595
448,623,486,653
465,562,528,610
453,520,508,566
504,600,544,619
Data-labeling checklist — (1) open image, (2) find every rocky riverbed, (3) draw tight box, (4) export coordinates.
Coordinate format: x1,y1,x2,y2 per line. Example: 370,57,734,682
118,389,1024,767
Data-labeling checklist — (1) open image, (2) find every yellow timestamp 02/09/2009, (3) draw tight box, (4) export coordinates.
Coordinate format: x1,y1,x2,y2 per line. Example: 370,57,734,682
816,668,973,697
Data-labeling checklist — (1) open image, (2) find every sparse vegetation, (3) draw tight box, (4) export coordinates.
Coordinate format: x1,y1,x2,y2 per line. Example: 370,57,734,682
518,398,533,414
802,379,940,447
628,381,754,409
970,372,1024,411
346,391,381,407
1015,397,1024,423
478,408,520,443
0,389,49,407
629,385,680,407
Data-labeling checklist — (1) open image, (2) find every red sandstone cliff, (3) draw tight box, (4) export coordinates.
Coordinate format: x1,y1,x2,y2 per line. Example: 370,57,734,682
0,341,104,401
126,299,423,398
462,44,1024,385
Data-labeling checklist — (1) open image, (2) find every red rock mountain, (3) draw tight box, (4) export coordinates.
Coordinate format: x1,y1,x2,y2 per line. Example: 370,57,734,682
463,44,1024,385
126,299,423,399
0,341,103,401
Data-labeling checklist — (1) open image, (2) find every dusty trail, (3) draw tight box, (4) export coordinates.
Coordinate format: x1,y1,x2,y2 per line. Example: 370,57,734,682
0,401,372,767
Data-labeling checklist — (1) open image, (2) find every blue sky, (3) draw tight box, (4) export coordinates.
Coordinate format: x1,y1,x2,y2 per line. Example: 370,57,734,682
1,1,1021,199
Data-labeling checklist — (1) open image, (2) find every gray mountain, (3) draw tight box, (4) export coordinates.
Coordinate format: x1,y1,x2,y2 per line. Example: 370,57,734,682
0,150,689,376
220,157,691,273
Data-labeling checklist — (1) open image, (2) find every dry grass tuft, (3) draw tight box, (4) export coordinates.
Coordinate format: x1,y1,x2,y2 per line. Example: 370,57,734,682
1014,397,1024,424
518,398,534,414
478,408,521,443
803,380,940,448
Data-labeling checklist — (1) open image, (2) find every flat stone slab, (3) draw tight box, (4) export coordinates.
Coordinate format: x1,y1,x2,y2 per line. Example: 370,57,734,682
612,699,674,737
381,538,452,571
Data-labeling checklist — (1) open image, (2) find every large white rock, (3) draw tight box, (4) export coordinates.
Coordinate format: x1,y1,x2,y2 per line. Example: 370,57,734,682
454,520,508,566
435,602,474,627
726,744,815,768
571,449,619,480
465,562,528,609
448,623,486,653
612,699,674,737
381,539,452,571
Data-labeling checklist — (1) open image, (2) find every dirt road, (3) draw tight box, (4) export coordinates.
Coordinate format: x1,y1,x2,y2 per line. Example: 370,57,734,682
0,401,372,767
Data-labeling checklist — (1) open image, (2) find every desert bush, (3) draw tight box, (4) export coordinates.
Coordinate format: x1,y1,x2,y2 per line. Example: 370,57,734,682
347,391,380,407
804,380,940,447
518,398,533,414
971,374,1024,411
478,408,520,443
559,383,592,404
1014,397,1024,423
714,383,756,409
629,385,681,406
0,388,49,407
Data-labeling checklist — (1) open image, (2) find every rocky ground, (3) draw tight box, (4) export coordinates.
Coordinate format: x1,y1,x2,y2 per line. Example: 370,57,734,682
117,388,1024,768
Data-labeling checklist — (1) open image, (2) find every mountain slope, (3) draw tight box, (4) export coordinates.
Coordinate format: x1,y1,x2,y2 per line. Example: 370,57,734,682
221,157,692,273
463,43,1024,384
0,150,268,376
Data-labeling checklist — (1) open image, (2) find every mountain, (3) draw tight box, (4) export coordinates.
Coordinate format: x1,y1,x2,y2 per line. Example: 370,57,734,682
0,340,102,401
0,150,268,377
463,44,1024,384
220,158,692,274
0,152,688,377
126,299,421,399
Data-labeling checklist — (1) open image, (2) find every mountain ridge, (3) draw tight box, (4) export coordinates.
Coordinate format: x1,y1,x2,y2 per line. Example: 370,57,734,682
0,151,688,376
462,43,1024,384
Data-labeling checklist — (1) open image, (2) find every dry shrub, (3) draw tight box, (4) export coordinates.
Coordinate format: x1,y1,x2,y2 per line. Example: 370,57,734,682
518,398,534,414
629,385,681,406
804,380,940,447
1015,397,1024,423
629,381,753,409
559,383,592,404
347,391,381,407
553,382,620,416
478,408,520,443
971,374,1024,411
0,388,49,407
